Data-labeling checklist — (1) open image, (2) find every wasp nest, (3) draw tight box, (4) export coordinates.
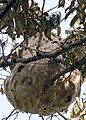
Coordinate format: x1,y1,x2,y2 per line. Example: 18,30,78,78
4,34,81,115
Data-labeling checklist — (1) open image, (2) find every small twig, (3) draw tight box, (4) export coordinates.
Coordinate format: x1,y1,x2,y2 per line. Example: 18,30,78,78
5,69,11,74
28,114,32,120
53,114,60,120
39,115,45,120
46,115,53,120
2,109,16,120
42,0,45,14
14,112,18,120
58,112,70,120
0,40,7,62
45,5,58,13
5,40,25,61
50,115,53,120
41,0,45,21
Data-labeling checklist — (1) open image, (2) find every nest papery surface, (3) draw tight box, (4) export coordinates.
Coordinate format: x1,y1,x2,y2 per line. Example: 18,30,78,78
4,34,81,115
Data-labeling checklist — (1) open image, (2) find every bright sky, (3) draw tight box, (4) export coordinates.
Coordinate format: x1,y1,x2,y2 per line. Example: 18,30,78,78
0,0,86,120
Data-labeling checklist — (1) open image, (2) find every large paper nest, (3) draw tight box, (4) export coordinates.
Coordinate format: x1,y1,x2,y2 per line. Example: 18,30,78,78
4,34,81,115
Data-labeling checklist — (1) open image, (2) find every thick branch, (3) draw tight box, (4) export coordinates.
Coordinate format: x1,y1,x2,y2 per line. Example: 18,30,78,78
0,37,86,68
39,36,86,58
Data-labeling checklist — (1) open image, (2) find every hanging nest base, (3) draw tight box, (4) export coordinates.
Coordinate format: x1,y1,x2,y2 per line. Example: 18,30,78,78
4,58,81,116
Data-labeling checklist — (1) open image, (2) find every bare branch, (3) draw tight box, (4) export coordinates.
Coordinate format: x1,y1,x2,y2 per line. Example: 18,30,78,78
45,5,58,13
40,36,86,58
2,109,20,120
42,0,45,13
28,114,32,120
39,115,45,120
0,37,86,69
58,112,70,120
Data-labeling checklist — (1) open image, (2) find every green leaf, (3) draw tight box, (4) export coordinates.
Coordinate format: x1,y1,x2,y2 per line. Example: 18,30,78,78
65,0,76,13
0,87,4,95
65,7,76,20
70,14,79,27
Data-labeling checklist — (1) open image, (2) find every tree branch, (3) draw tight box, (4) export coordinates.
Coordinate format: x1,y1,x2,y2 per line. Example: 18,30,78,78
45,5,58,13
58,112,69,120
39,36,86,58
0,0,16,20
42,54,86,93
0,37,86,68
2,109,20,120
